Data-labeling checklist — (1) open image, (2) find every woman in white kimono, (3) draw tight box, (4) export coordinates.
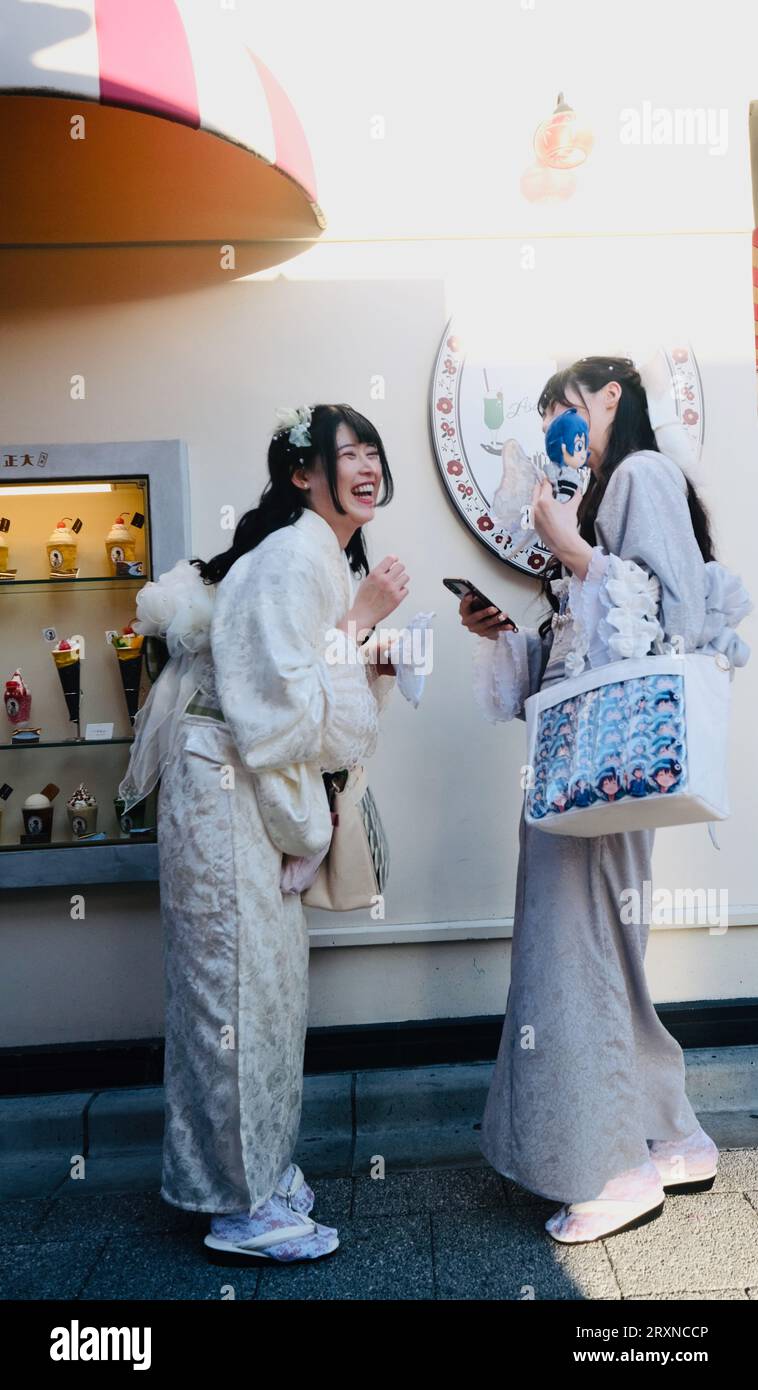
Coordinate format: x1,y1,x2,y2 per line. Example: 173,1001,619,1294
460,356,752,1244
119,403,405,1264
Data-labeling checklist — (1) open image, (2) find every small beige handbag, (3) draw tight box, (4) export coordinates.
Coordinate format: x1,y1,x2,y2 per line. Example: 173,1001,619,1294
301,765,390,911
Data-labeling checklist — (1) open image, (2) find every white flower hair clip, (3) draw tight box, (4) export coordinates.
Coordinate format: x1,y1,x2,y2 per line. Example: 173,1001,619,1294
273,405,313,449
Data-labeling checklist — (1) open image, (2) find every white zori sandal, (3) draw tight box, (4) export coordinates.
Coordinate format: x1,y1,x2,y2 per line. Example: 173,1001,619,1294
204,1164,340,1265
647,1124,718,1193
545,1157,665,1244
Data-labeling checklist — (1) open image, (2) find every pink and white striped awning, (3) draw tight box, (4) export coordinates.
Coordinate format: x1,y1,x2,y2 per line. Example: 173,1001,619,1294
0,0,325,248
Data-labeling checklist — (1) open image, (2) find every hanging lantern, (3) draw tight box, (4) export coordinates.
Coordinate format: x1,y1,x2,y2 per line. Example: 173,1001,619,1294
533,92,594,170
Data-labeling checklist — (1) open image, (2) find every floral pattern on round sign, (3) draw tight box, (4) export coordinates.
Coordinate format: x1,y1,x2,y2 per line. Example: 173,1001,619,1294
429,321,705,579
665,344,705,459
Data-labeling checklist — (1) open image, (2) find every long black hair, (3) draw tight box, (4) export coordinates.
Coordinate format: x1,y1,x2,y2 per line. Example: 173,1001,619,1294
535,356,715,637
192,404,394,584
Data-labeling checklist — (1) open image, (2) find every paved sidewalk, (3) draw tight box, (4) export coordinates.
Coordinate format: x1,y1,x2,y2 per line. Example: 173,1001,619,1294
2,1059,758,1300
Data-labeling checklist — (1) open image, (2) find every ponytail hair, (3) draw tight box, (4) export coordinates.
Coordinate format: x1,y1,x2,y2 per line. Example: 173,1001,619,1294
535,356,715,637
191,403,394,584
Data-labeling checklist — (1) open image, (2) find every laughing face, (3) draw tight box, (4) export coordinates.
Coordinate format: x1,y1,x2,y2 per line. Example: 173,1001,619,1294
295,420,383,547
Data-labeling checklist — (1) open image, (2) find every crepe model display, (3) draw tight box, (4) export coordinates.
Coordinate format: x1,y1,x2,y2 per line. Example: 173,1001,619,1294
492,409,591,560
46,517,82,574
22,783,60,842
67,782,98,837
111,624,145,723
105,514,138,573
0,516,10,572
4,669,31,725
51,636,83,725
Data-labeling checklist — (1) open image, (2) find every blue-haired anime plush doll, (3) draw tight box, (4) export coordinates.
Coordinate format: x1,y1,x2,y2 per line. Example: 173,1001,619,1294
543,407,591,501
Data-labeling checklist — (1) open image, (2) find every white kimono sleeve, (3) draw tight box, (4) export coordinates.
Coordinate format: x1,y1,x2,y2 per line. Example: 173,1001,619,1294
210,536,381,775
567,545,664,671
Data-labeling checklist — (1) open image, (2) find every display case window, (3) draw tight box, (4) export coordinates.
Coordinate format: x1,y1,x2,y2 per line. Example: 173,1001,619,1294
0,441,190,887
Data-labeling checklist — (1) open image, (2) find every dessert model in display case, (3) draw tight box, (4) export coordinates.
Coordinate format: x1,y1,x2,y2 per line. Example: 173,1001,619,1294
46,516,83,576
0,439,190,888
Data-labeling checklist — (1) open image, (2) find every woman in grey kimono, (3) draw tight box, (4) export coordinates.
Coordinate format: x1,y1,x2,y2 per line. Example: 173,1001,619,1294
461,356,752,1243
120,404,405,1264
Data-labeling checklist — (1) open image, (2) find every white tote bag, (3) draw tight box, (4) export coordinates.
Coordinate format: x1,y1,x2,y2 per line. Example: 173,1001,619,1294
523,653,732,837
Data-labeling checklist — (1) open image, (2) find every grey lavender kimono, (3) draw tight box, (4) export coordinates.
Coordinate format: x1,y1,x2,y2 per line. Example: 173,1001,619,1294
472,449,752,1204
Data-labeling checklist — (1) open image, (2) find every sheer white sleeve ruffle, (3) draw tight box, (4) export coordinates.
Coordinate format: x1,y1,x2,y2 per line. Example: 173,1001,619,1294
118,560,217,811
567,545,664,673
365,663,396,715
471,627,533,723
133,558,215,658
567,545,753,676
699,561,753,669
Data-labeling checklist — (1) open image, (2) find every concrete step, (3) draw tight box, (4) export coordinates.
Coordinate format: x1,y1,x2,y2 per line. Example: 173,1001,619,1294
1,1050,757,1182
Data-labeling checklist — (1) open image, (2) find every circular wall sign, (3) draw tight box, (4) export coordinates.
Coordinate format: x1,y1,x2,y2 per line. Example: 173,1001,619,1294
429,320,704,577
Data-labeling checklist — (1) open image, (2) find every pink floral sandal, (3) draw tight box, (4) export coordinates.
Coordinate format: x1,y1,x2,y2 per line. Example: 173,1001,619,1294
204,1163,339,1265
648,1124,718,1193
545,1157,665,1244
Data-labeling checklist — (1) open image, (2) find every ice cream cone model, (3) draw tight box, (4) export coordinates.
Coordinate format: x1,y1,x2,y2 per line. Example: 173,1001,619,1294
67,782,98,837
51,636,82,725
47,517,81,575
110,625,144,723
22,782,59,842
105,515,137,574
4,669,31,725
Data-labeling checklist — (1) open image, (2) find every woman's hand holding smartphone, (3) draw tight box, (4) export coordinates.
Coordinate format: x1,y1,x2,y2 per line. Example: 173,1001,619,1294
458,593,518,641
443,577,518,643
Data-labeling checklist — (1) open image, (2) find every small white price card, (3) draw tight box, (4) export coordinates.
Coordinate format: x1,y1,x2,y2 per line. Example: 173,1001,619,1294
84,722,114,742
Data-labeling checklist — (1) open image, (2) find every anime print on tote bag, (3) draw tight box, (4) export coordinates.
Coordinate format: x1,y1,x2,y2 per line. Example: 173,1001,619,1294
523,652,732,837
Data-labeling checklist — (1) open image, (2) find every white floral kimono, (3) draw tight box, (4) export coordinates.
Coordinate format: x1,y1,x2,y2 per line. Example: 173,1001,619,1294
470,450,752,1204
156,507,395,1214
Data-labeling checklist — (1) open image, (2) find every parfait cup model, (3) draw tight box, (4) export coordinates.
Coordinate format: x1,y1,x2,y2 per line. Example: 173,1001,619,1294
114,796,147,836
105,516,137,574
0,516,10,573
67,789,98,837
47,517,81,575
4,669,32,725
21,783,59,843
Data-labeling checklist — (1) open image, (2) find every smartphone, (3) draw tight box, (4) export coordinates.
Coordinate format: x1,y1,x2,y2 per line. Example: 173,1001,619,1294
442,577,518,631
